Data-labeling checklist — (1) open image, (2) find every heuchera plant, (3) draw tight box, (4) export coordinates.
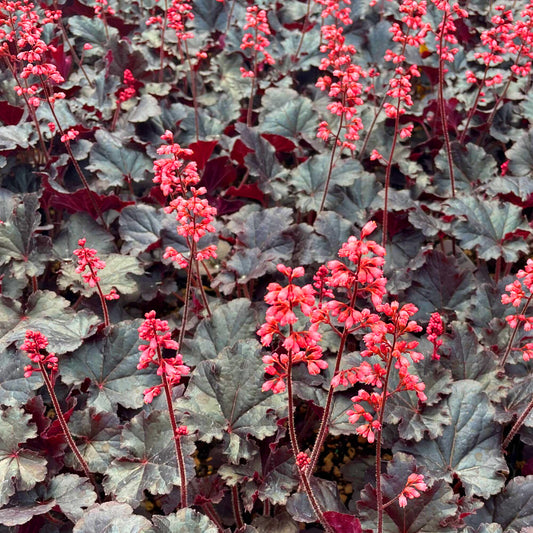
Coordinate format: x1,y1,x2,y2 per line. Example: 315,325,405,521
0,0,532,531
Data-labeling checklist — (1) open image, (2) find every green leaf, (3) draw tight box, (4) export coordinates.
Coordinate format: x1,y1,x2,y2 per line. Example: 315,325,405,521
0,346,41,406
404,250,476,321
335,172,382,227
236,124,285,181
258,88,318,140
293,212,353,266
68,16,119,48
0,498,55,526
183,299,259,365
119,204,163,256
0,123,34,150
394,380,508,498
65,408,124,474
445,195,531,262
0,290,99,354
152,508,219,533
439,322,502,397
178,340,285,463
53,212,115,260
357,452,458,533
58,252,143,297
465,476,533,531
434,142,497,194
87,130,152,186
0,192,51,279
45,474,97,523
73,502,151,533
288,154,359,212
127,94,161,123
0,406,47,506
506,128,533,176
60,320,160,411
191,0,227,35
103,410,195,507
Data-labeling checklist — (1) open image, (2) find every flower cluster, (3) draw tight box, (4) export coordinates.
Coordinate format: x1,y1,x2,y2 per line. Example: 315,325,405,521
1,1,64,108
315,0,367,150
146,0,194,45
380,0,431,135
258,265,327,394
431,1,468,64
137,311,190,403
154,131,217,269
501,259,533,361
426,312,444,359
73,238,118,300
344,301,426,443
117,69,137,104
398,473,427,507
94,0,115,19
240,5,275,78
20,330,58,378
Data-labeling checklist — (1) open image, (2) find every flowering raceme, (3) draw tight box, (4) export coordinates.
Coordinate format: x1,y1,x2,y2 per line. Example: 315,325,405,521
154,131,217,270
20,330,58,378
240,5,275,79
137,311,190,403
501,259,533,361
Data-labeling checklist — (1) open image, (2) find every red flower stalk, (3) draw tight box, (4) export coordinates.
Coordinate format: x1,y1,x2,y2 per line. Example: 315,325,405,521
20,331,98,496
427,312,444,359
315,0,367,212
398,473,428,508
240,5,275,125
460,2,533,143
155,130,217,337
73,238,118,327
137,311,190,507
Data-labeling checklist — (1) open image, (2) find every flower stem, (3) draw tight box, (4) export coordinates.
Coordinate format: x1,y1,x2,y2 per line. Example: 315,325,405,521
376,348,395,533
437,10,455,199
502,397,533,450
156,341,188,507
500,294,533,367
231,484,244,529
318,103,344,215
382,98,400,248
39,363,99,499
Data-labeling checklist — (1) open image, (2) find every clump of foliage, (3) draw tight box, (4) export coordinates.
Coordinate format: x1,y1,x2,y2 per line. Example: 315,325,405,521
0,0,532,531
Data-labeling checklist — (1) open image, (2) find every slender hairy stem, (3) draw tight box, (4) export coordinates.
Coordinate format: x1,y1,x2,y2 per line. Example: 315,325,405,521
184,40,200,142
53,0,94,88
202,501,224,532
225,0,236,34
39,364,99,498
502,397,533,450
308,274,360,474
178,256,194,348
437,10,455,199
156,341,188,508
231,485,244,529
358,96,388,161
192,255,212,318
458,68,489,144
4,58,49,162
382,98,401,248
286,347,300,457
298,469,335,533
39,78,107,229
376,348,395,533
318,100,345,214
159,0,169,82
292,0,312,64
499,294,533,367
247,40,259,127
